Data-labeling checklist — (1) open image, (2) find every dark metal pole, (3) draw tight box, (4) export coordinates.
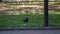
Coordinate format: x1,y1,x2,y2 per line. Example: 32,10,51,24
44,0,48,27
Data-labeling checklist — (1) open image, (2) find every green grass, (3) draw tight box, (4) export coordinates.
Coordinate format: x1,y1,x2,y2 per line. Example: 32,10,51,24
0,14,60,28
49,14,60,27
0,14,44,28
0,2,60,28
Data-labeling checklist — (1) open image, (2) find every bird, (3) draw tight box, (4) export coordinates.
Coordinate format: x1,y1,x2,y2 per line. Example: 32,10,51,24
23,17,29,23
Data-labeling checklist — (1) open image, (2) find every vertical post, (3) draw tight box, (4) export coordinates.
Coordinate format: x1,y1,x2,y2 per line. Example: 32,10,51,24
44,0,48,27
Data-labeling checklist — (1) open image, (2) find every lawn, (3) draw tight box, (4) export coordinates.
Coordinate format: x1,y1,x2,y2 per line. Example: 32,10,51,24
49,14,60,27
0,13,60,28
0,1,60,28
0,14,44,28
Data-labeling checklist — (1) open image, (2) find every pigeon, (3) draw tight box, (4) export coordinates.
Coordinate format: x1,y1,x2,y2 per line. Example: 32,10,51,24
23,17,29,23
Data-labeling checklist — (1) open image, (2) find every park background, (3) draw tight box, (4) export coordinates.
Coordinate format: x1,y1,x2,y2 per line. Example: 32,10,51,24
0,0,60,28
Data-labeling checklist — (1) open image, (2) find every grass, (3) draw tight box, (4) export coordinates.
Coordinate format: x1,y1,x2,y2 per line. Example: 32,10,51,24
0,14,44,28
48,10,60,27
49,14,60,27
0,13,60,28
0,2,60,28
